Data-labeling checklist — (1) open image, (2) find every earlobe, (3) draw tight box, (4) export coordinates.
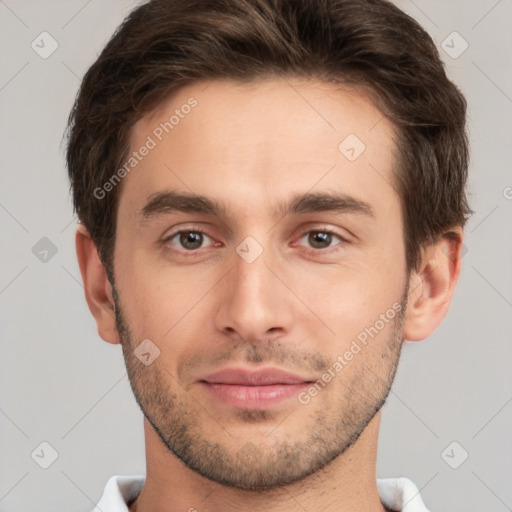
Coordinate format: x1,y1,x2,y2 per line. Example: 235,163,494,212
75,225,120,345
403,229,463,342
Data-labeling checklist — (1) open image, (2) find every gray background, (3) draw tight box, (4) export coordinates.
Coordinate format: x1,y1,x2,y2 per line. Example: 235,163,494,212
1,1,511,511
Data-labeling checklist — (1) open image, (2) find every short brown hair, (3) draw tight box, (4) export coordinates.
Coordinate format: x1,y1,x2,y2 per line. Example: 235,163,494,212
66,0,471,277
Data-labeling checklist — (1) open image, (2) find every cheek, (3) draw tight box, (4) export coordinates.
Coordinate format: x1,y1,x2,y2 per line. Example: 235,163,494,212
289,255,405,337
116,252,222,351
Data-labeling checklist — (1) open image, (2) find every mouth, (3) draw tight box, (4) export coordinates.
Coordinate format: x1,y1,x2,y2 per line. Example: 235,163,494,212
198,367,313,409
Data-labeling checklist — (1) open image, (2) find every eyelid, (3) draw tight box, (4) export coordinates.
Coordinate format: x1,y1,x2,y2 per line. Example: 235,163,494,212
162,223,213,241
292,225,351,245
296,231,342,249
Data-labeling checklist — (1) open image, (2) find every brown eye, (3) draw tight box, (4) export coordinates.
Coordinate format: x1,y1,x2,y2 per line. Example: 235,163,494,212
180,231,203,250
168,231,211,250
294,229,346,251
308,231,333,249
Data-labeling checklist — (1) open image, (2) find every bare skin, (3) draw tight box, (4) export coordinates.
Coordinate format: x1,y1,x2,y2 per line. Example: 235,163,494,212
76,78,463,512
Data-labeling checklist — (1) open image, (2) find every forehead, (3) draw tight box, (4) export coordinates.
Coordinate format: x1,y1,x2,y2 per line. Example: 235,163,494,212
122,78,398,220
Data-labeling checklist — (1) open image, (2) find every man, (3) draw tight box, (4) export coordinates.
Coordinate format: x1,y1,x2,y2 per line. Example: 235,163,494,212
66,0,470,510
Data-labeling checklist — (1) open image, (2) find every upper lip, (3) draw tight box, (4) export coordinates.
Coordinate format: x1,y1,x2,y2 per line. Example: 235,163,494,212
199,367,312,386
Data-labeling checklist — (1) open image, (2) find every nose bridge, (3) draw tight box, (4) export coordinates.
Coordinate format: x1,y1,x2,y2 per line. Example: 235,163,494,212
236,251,270,300
215,242,291,340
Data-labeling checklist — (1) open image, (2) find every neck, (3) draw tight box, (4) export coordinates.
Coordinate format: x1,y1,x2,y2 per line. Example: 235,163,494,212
130,413,390,512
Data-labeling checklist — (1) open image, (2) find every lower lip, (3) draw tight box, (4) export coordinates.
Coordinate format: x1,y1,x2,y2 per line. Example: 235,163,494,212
199,382,309,409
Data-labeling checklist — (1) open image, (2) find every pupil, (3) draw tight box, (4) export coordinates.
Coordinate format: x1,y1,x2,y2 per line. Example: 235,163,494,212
309,231,331,248
181,231,203,249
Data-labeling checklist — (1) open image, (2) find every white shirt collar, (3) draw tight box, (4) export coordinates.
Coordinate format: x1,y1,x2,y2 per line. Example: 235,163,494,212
92,475,430,512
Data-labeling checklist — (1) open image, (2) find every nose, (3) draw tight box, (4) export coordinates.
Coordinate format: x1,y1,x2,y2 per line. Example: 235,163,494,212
214,248,294,343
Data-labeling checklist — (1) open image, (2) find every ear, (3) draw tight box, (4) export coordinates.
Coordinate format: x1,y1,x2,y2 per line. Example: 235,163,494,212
403,227,464,342
75,225,120,345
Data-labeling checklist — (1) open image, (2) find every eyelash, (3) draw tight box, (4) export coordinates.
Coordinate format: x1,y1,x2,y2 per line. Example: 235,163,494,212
162,227,348,255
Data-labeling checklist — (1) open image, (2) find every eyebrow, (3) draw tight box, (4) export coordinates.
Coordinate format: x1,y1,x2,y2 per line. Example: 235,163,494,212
138,190,374,224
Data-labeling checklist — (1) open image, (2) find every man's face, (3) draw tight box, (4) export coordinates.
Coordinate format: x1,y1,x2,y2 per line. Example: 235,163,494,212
112,78,408,489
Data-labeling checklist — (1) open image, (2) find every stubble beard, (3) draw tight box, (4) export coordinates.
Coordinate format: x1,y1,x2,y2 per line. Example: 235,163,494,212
113,283,407,491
